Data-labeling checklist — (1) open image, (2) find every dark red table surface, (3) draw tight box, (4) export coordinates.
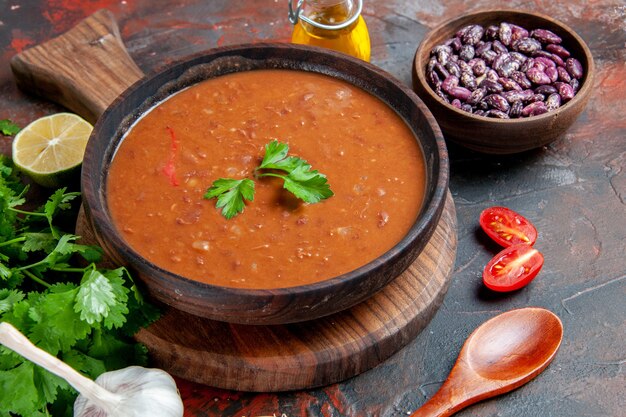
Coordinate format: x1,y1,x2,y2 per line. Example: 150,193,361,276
1,1,624,416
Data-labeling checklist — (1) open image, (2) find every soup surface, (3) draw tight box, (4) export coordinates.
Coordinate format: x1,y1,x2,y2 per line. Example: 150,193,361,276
107,70,425,289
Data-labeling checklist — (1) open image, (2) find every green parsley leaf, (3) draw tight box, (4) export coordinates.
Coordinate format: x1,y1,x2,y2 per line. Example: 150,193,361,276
204,178,255,219
282,164,334,203
75,268,129,329
0,119,21,136
257,140,333,204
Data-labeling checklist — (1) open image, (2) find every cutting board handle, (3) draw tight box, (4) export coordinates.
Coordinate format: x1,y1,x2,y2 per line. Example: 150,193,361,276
10,9,144,124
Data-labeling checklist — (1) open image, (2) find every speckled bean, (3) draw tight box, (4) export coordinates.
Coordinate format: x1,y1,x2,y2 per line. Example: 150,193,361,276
460,72,477,89
487,109,510,118
475,41,492,56
526,67,552,85
510,71,533,89
534,85,558,95
510,100,524,118
545,93,562,111
511,24,530,42
467,87,487,104
445,61,462,77
513,37,542,54
485,25,499,40
554,82,575,101
463,24,484,45
531,29,562,44
565,58,583,79
522,101,548,116
499,77,523,91
472,59,488,76
499,22,513,46
480,79,504,93
485,94,510,112
557,66,571,82
545,44,570,58
449,86,472,100
545,66,559,82
441,75,459,93
459,44,475,61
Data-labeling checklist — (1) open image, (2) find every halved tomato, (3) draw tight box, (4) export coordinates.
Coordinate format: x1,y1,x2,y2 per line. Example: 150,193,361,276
483,244,544,292
479,206,537,247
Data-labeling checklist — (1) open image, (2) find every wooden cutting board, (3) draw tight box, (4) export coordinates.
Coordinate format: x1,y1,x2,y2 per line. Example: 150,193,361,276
14,9,458,392
75,194,456,391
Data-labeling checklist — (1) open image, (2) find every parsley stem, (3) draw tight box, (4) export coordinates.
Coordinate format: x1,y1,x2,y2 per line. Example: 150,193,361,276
22,269,51,288
8,207,47,217
0,236,26,247
51,266,88,273
257,172,287,180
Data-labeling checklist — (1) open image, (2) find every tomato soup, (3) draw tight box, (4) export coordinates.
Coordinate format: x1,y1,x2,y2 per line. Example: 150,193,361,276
107,70,426,289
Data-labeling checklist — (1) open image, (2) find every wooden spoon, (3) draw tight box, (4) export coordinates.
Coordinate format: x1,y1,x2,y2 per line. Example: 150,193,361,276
410,307,563,417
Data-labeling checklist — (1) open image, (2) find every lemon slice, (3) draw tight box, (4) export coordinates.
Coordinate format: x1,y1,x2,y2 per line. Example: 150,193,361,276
12,113,93,187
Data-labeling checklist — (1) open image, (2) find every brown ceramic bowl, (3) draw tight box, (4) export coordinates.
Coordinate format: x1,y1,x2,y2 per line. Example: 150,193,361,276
82,43,449,325
412,9,594,154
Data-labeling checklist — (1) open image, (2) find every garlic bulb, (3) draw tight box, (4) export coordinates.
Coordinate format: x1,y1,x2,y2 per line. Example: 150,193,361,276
0,322,184,417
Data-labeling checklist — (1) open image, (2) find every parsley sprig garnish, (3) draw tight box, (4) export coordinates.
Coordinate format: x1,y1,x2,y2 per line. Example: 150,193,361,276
0,119,21,136
0,156,159,416
204,140,333,219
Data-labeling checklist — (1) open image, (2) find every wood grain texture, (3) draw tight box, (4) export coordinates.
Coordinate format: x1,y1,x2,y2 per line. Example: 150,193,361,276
412,9,594,154
136,193,456,392
410,308,562,417
9,9,143,123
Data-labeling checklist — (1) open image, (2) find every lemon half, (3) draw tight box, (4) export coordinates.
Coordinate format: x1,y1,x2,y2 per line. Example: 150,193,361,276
12,113,93,187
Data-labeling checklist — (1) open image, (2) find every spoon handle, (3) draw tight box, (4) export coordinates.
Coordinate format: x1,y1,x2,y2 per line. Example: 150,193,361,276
409,380,461,417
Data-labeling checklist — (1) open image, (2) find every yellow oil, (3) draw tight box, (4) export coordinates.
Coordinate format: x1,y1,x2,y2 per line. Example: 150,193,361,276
291,2,371,62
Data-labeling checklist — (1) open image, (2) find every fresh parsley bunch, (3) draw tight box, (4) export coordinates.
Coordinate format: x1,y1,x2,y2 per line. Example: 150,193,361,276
0,156,159,417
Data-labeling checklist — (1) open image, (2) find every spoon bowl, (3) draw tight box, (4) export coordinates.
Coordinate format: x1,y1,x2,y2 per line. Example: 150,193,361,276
411,307,563,417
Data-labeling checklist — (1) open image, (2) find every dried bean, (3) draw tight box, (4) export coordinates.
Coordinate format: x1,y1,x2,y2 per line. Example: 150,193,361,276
458,60,472,74
498,59,519,78
487,109,510,119
480,79,504,93
427,70,442,88
534,85,558,95
534,56,556,68
445,61,462,77
531,29,562,44
569,78,580,92
444,37,463,51
435,87,450,103
485,25,499,40
481,49,498,65
492,40,508,54
565,58,583,79
529,93,546,103
499,77,523,91
449,86,472,100
427,57,437,72
472,59,488,76
459,44,475,61
510,71,533,89
513,37,542,54
451,98,462,109
467,87,487,105
485,94,511,112
545,93,561,111
545,66,559,82
499,22,513,46
522,101,548,117
554,82,575,101
485,69,499,82
545,44,570,58
460,72,478,89
511,24,530,42
520,57,535,72
510,52,528,66
434,62,450,79
441,75,459,93
463,25,484,45
510,100,524,118
475,41,492,56
526,67,552,85
474,109,487,116
461,103,473,113
456,24,473,38
549,53,565,67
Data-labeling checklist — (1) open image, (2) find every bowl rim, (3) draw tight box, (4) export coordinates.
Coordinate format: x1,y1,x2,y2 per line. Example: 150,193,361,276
82,42,449,322
413,8,595,124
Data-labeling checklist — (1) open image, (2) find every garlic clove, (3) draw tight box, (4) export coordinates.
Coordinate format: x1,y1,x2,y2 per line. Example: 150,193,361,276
74,366,184,417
